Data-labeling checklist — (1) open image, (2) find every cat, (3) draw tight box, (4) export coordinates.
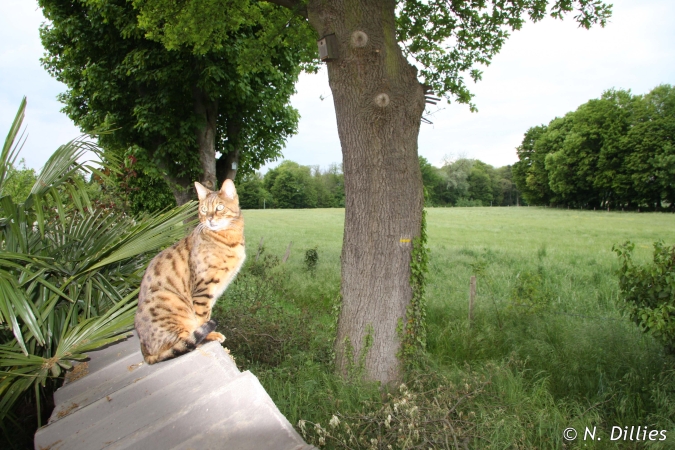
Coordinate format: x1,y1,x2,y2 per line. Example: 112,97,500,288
134,179,246,364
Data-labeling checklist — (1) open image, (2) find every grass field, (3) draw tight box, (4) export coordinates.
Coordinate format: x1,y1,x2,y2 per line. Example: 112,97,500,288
214,207,675,449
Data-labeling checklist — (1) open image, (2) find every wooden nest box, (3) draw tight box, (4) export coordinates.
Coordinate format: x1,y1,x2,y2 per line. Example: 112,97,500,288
317,34,338,62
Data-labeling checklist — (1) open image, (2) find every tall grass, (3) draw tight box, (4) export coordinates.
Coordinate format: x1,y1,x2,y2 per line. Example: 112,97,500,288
225,207,675,448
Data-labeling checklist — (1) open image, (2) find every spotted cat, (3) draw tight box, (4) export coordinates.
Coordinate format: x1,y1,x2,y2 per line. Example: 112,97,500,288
134,179,245,364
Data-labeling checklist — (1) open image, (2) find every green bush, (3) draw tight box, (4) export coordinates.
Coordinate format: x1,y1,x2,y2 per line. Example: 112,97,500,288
508,269,550,314
304,246,319,273
614,240,675,353
0,98,196,443
212,248,325,368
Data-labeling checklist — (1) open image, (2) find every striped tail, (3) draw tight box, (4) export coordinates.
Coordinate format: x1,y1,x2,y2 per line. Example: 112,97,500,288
144,320,217,365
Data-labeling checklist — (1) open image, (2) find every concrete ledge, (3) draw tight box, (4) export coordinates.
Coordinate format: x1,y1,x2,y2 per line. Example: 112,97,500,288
35,333,315,450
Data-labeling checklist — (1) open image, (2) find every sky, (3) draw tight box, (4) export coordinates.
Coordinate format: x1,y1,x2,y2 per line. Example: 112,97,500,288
1,0,674,172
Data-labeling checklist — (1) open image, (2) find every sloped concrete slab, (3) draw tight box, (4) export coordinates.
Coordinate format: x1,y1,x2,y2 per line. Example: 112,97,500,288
35,332,315,450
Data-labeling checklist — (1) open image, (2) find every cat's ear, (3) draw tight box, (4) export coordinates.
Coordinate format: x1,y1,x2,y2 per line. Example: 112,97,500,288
194,182,210,201
220,179,237,199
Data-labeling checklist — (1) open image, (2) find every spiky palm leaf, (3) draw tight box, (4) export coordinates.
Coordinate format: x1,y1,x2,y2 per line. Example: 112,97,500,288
0,99,197,427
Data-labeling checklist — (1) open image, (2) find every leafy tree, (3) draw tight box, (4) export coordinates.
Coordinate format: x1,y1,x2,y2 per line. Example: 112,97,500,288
467,161,494,205
237,172,272,209
513,124,555,205
313,164,345,208
625,85,675,210
440,158,474,205
419,156,445,206
39,0,313,205
132,0,611,383
0,159,37,203
514,85,674,210
545,90,636,208
264,160,318,208
494,165,520,206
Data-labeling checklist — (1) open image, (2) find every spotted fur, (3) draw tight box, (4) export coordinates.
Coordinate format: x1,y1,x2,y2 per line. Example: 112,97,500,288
134,179,245,364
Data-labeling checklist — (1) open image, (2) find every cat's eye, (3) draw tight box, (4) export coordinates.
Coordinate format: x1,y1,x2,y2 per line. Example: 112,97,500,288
216,205,225,211
200,206,207,213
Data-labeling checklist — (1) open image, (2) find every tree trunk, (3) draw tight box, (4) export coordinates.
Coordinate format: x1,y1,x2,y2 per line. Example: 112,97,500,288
307,0,426,384
216,117,242,182
155,149,194,206
194,88,219,190
159,171,193,205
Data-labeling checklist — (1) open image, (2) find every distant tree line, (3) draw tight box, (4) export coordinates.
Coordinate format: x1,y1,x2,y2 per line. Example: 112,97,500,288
419,157,521,207
238,161,345,209
512,85,675,211
237,158,520,209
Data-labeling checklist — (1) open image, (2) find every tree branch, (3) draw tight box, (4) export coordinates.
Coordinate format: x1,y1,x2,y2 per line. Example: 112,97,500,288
262,0,308,18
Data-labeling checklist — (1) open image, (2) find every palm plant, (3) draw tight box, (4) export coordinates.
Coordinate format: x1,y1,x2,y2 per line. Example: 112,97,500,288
0,98,196,434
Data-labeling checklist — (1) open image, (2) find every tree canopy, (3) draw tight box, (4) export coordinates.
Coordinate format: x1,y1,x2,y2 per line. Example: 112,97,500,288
513,85,675,210
133,0,611,109
39,0,316,204
420,156,520,207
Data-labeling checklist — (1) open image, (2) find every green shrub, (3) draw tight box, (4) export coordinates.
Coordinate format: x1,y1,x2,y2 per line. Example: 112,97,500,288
0,99,196,443
455,198,483,207
304,246,319,273
212,248,326,368
508,268,549,313
614,240,675,353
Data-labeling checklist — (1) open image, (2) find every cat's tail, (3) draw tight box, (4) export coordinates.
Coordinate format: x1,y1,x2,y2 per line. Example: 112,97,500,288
144,319,217,365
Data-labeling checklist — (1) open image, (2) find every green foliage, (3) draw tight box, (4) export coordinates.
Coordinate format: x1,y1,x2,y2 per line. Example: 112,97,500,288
514,85,675,209
266,161,318,209
420,157,521,207
614,241,675,353
395,0,611,109
39,0,310,202
508,269,549,314
237,172,272,210
0,99,196,437
399,210,429,371
131,0,610,110
341,325,374,382
243,161,344,210
304,246,319,274
0,159,37,203
418,156,445,206
211,249,326,368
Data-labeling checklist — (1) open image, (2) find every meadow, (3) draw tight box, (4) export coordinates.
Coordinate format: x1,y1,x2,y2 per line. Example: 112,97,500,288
212,207,675,449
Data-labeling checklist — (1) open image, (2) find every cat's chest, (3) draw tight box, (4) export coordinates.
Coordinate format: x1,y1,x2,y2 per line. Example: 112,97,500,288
190,237,245,303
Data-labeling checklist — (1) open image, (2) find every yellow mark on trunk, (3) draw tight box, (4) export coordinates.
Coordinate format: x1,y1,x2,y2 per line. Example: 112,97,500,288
400,238,411,243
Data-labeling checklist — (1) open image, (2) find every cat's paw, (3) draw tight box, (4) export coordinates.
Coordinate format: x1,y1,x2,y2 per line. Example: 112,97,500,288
205,331,225,343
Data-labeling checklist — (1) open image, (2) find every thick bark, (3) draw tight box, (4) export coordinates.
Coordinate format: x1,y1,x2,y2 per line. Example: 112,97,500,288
307,0,426,384
194,88,219,190
150,140,193,206
158,169,193,205
216,118,242,182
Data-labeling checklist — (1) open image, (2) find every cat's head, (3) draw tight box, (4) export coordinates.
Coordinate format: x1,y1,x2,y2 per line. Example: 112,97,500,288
194,179,241,231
